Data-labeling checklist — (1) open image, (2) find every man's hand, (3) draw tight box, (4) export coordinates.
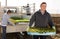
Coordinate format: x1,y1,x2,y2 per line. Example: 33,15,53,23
30,26,34,27
26,26,34,31
8,21,15,26
52,26,56,30
26,26,29,31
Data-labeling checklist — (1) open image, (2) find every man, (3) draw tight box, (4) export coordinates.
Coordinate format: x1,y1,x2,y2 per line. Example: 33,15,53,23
29,2,55,39
26,4,31,15
1,10,14,39
23,4,31,15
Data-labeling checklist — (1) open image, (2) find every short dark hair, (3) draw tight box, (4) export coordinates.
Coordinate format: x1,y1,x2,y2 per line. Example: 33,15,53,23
7,10,11,13
40,2,47,6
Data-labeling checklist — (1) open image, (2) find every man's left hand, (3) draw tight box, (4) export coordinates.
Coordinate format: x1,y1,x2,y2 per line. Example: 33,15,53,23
52,26,56,30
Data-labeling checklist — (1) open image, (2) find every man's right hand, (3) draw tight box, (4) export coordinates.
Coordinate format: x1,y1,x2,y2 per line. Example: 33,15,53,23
30,26,34,27
26,26,34,31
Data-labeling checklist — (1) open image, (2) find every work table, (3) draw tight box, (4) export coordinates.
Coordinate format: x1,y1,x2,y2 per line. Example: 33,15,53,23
0,23,29,33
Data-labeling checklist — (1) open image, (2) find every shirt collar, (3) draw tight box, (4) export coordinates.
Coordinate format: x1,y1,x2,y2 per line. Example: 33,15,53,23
38,9,47,15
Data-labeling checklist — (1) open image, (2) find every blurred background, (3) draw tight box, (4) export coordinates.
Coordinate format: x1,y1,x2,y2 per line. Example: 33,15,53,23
0,0,60,14
0,0,60,39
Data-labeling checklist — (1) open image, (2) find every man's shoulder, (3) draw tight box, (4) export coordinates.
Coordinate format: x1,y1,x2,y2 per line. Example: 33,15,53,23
34,10,39,14
4,13,7,15
46,11,50,15
3,13,8,17
46,12,51,17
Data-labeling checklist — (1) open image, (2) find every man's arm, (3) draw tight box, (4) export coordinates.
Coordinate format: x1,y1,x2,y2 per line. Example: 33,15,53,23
29,13,36,27
48,13,55,28
8,17,15,26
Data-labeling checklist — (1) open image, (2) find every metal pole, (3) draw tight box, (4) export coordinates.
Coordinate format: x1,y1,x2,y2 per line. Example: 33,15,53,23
33,3,35,12
6,0,7,7
0,2,1,8
0,1,1,13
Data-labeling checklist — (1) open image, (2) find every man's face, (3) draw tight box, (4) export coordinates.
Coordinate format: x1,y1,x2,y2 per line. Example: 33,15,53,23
40,4,47,11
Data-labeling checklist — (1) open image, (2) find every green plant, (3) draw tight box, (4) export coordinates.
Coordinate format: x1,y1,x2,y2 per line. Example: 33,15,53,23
11,16,23,20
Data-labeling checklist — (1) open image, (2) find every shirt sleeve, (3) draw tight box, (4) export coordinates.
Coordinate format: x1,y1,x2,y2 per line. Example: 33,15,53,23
29,13,36,26
48,13,54,28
